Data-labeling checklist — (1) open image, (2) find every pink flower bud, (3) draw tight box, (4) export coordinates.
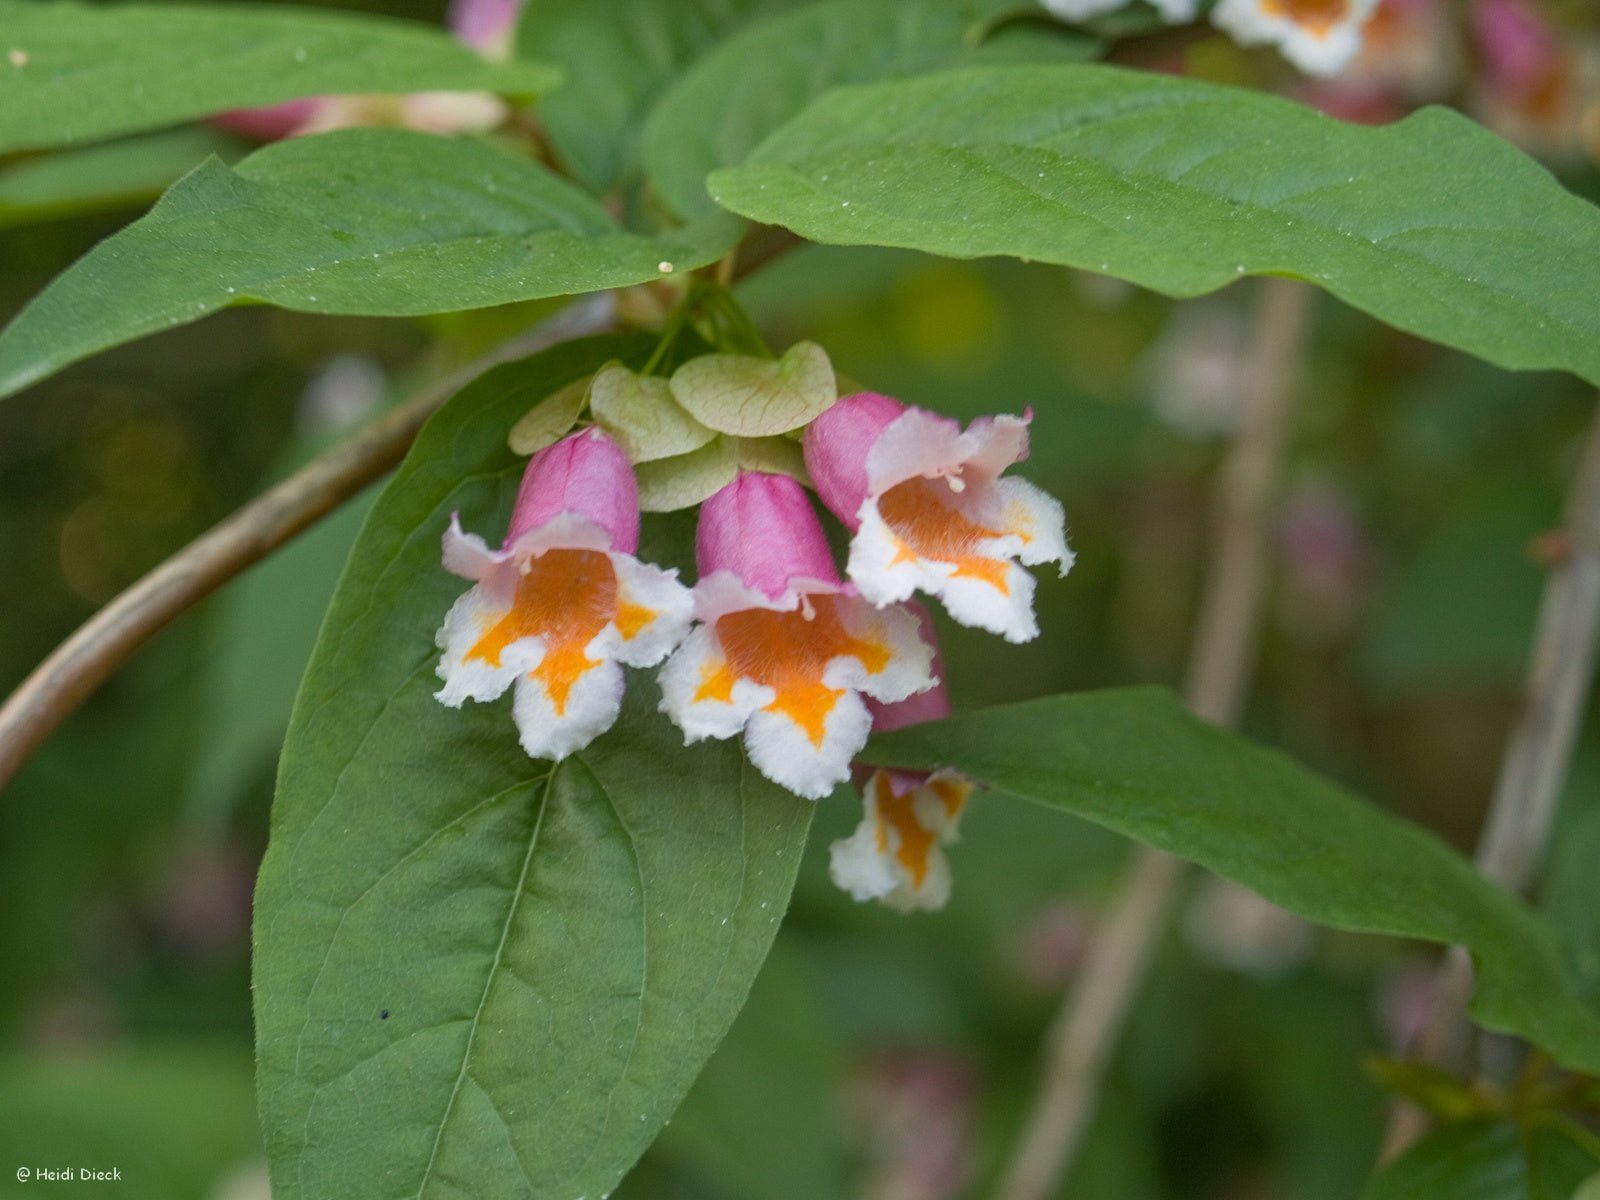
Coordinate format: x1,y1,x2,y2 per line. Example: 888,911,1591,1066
804,391,909,532
695,471,841,599
506,428,639,553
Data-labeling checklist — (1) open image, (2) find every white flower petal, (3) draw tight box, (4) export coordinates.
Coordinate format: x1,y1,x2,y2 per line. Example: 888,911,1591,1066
992,476,1073,573
658,626,772,743
434,585,544,706
743,689,871,800
512,656,624,761
1211,0,1376,76
823,597,936,704
608,554,695,667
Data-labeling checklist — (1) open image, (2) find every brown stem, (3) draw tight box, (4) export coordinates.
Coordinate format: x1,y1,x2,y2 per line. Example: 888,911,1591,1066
995,277,1316,1200
1383,397,1600,1156
0,293,615,793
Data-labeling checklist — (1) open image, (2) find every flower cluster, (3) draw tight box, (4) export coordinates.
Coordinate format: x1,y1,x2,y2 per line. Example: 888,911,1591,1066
434,388,1073,910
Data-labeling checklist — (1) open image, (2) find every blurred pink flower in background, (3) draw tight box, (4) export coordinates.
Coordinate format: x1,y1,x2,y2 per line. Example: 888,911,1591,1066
1470,0,1600,159
847,1049,981,1200
215,0,523,140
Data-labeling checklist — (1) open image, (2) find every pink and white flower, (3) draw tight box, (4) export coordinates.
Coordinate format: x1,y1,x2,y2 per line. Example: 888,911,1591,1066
804,393,1071,645
658,472,935,800
830,608,974,912
215,0,520,140
435,428,692,762
1210,0,1382,77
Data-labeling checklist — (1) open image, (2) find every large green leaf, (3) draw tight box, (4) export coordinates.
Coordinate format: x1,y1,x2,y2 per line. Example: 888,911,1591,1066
253,335,813,1200
709,65,1600,386
515,0,787,192
0,129,734,402
0,0,557,155
866,688,1600,1074
642,0,1097,219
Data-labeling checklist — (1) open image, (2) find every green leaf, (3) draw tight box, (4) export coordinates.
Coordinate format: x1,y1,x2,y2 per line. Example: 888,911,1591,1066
709,65,1600,386
0,129,735,402
590,364,717,462
0,0,558,155
652,943,847,1200
1364,1121,1525,1200
866,688,1600,1074
254,335,813,1200
669,341,836,437
636,437,742,512
515,0,787,192
643,0,1097,219
0,128,244,230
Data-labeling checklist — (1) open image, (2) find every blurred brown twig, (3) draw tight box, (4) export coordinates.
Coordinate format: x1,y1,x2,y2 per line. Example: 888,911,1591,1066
996,276,1317,1200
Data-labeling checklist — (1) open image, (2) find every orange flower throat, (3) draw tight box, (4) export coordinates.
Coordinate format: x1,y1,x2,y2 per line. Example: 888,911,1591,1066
872,772,971,887
467,548,653,714
693,596,891,746
878,476,1012,593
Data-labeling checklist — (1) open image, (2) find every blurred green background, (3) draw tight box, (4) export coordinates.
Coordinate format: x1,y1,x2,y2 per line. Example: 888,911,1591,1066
4,3,1600,1198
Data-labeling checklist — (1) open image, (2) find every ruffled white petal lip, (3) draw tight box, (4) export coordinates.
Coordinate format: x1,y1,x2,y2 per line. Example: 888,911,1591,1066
1211,0,1378,76
659,576,936,800
434,516,693,762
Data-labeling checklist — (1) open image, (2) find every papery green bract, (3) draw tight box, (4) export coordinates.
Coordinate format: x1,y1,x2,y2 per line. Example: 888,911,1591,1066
0,130,736,402
253,335,813,1200
867,688,1600,1075
709,65,1600,387
590,364,717,462
668,342,836,437
0,0,558,155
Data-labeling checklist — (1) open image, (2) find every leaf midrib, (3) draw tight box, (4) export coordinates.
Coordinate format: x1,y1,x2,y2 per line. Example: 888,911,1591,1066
413,764,557,1200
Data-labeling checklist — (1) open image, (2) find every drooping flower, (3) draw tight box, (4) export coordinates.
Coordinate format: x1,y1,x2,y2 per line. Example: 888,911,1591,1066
1210,0,1382,77
658,472,935,800
435,428,692,761
804,392,1071,644
830,607,974,912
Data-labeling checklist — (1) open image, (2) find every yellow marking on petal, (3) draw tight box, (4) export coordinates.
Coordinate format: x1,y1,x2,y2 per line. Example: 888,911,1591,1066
713,596,890,747
466,547,617,716
615,599,656,641
693,660,737,705
928,776,973,819
1260,0,1350,35
879,476,1013,594
871,772,937,889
